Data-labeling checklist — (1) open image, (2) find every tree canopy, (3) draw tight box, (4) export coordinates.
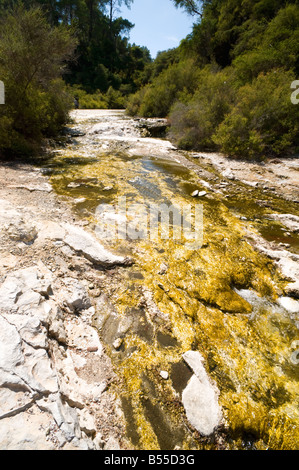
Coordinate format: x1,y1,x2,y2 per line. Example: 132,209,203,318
1,0,299,159
127,0,299,159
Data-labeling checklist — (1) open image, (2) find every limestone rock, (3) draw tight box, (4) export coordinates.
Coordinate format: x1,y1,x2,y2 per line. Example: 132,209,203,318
2,314,48,349
278,296,299,314
160,371,169,380
0,199,38,244
0,315,24,371
58,277,91,313
7,183,53,193
0,264,53,321
64,318,102,355
182,351,222,436
78,409,97,437
62,223,132,266
266,213,299,233
0,406,55,450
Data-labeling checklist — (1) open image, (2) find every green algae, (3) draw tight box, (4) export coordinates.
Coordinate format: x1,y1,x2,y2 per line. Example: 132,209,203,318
44,128,299,450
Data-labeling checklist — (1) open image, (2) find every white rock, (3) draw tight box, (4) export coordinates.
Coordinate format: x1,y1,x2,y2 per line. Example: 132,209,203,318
2,314,47,349
0,316,23,370
6,220,38,244
278,297,299,313
0,264,53,316
113,338,123,350
38,394,81,442
104,436,121,450
18,345,58,394
36,220,66,242
0,385,34,419
78,408,96,436
52,347,106,408
267,213,299,233
0,406,55,450
64,318,102,355
74,197,87,203
0,199,37,244
59,277,91,313
182,351,222,436
160,371,169,380
7,183,52,193
62,223,131,266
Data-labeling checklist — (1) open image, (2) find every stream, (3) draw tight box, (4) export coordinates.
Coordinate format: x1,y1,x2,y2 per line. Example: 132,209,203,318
40,110,299,450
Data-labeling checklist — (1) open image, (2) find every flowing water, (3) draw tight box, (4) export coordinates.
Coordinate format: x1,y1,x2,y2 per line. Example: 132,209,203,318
41,110,299,450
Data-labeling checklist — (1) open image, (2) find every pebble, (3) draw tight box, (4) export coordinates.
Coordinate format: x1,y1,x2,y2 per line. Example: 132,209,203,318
74,197,86,204
160,371,169,380
113,338,123,350
191,190,207,198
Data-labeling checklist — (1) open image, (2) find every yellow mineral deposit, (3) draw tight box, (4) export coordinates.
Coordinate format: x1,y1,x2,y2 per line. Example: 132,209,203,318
46,111,299,450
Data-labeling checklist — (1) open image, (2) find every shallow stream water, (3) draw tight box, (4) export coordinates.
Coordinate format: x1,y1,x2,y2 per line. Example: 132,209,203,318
41,110,299,450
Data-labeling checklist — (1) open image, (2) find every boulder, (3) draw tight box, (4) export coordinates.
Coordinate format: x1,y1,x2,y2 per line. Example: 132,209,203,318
62,223,132,267
266,213,299,233
182,351,222,436
58,277,91,313
0,263,53,318
0,406,55,450
0,198,38,244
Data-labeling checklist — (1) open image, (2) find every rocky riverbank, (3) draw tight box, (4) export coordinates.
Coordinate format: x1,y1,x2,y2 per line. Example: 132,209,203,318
0,110,298,450
0,163,133,450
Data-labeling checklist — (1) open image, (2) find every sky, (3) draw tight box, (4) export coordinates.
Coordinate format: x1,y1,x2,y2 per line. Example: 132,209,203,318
119,0,195,59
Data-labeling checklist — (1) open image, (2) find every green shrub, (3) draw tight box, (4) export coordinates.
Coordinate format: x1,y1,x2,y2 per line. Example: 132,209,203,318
169,67,236,150
105,86,126,109
69,85,108,109
213,69,299,159
126,86,149,116
0,5,76,157
233,5,299,84
126,59,200,117
69,85,126,110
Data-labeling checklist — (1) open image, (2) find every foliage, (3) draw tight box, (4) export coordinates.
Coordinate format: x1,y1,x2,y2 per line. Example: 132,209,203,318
127,59,200,117
128,0,299,159
0,6,76,156
69,84,126,109
169,66,236,150
0,0,152,97
171,0,203,16
213,69,299,159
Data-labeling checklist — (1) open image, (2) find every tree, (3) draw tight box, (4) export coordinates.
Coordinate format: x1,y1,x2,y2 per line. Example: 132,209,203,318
0,5,77,156
103,0,133,28
172,0,202,16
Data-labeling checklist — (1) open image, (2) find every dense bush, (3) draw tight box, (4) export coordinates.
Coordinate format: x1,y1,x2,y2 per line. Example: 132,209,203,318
69,84,127,110
127,59,199,118
127,2,299,160
0,6,76,157
213,69,299,159
169,67,236,150
232,5,299,84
